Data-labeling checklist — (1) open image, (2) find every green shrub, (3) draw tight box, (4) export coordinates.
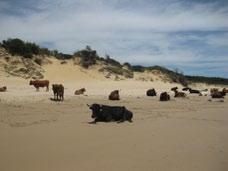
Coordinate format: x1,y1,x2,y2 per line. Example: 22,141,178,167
103,66,133,78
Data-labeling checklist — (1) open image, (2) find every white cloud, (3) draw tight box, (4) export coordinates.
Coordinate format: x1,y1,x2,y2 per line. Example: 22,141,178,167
0,0,228,77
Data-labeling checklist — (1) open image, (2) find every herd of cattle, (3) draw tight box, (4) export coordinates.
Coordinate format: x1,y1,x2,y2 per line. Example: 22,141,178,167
0,79,227,123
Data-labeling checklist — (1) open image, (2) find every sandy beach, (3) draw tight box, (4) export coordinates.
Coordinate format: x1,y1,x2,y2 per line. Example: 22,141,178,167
1,0,228,170
0,71,228,171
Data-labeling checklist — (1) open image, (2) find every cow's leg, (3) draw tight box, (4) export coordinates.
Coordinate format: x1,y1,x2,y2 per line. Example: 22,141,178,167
46,85,49,92
36,87,39,91
61,94,64,101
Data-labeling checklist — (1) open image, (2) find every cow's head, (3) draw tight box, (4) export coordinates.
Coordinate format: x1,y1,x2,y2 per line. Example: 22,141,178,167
29,80,34,85
171,87,178,91
88,103,101,118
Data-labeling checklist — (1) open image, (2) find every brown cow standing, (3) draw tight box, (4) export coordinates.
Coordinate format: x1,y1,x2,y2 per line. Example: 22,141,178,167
0,86,7,92
74,88,86,95
52,84,64,101
109,90,120,100
30,80,49,91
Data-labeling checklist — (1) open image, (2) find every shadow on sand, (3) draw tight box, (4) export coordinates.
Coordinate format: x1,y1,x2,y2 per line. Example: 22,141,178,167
49,98,63,102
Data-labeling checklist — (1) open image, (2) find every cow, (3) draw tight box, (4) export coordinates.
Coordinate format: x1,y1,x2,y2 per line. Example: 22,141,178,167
160,92,170,101
88,103,133,123
109,90,120,100
52,84,64,101
171,87,178,91
201,89,208,92
222,88,228,94
146,89,156,96
29,80,49,91
0,86,7,92
211,91,225,99
74,88,86,95
182,87,190,91
210,88,219,94
189,88,200,94
172,89,187,98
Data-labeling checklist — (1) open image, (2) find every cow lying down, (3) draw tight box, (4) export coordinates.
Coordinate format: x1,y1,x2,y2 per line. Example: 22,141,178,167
88,104,133,123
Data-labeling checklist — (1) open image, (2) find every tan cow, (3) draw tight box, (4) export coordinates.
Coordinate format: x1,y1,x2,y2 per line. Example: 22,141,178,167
74,88,86,95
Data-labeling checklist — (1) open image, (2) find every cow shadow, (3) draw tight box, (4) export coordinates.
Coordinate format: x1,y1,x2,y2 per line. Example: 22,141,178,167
49,98,63,102
86,120,132,124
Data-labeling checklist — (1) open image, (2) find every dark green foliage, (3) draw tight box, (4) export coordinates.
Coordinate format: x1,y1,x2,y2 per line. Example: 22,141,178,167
105,54,121,67
186,76,228,85
74,47,98,68
1,38,41,58
55,53,72,60
123,62,132,69
131,65,146,72
1,38,73,59
39,48,51,56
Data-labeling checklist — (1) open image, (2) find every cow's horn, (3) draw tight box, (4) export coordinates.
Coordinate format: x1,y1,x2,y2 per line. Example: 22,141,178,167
86,104,90,107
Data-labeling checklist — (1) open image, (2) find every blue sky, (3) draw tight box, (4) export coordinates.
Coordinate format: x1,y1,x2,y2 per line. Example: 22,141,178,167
0,0,228,77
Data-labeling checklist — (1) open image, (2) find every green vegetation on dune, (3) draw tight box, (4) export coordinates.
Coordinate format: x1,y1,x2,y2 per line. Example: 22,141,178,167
186,75,228,85
132,65,188,86
1,38,228,85
132,65,228,86
1,38,72,59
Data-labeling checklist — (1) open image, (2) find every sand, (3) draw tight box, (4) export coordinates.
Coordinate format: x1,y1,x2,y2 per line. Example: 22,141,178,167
0,60,228,171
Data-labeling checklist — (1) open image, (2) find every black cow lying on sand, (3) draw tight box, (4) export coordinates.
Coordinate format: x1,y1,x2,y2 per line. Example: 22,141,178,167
146,88,156,96
189,88,200,94
171,87,178,91
182,87,190,91
88,104,133,123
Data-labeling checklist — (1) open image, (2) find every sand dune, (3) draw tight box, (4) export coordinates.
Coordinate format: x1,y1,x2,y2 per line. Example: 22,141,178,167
0,55,228,171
